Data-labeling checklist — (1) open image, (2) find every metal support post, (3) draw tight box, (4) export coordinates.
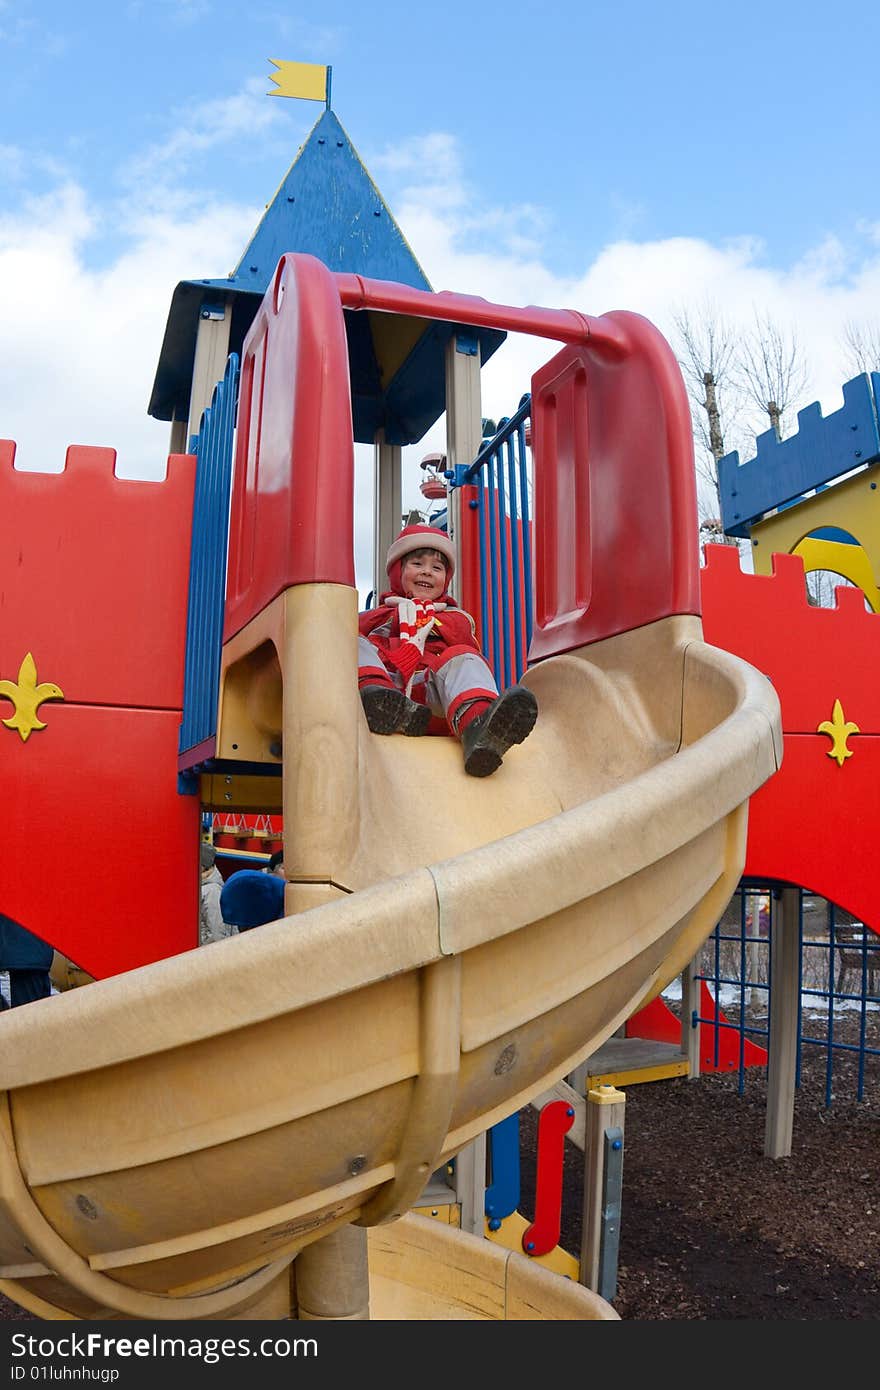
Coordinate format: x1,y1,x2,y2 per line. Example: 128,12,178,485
579,1084,625,1299
764,885,800,1158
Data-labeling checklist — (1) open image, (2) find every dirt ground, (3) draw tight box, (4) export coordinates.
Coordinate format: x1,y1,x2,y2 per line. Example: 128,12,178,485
519,1008,880,1320
2,1011,876,1324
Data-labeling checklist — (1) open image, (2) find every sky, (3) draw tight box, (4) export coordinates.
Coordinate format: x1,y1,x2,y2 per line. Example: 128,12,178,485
3,0,880,594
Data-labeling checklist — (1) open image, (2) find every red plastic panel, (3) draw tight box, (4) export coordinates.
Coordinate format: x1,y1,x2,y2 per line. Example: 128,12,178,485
743,734,880,927
0,705,199,978
224,255,356,641
0,447,195,708
701,542,880,926
0,445,199,976
627,990,768,1072
702,543,880,733
522,1099,575,1256
457,483,484,648
528,312,700,660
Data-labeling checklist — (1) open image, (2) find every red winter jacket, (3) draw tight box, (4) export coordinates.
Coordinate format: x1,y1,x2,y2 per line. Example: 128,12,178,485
358,591,483,676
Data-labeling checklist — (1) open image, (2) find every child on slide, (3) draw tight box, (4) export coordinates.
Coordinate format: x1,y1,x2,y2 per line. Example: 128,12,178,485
357,524,537,778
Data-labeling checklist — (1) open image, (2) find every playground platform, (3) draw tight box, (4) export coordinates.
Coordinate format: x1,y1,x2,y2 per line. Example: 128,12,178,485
574,1036,690,1090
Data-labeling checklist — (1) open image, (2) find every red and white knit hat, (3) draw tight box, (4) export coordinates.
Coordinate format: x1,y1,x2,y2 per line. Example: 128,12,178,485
385,524,456,593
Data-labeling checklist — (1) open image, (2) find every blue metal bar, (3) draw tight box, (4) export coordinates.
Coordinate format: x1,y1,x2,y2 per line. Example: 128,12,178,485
737,893,749,1088
205,357,236,704
484,1113,520,1225
179,353,239,762
181,396,212,753
825,900,836,1108
796,889,805,1093
461,399,533,688
799,1034,880,1058
190,396,215,750
477,472,490,668
495,423,512,691
794,892,805,1091
857,943,869,1100
505,432,524,679
516,417,533,654
695,882,878,1109
486,452,501,686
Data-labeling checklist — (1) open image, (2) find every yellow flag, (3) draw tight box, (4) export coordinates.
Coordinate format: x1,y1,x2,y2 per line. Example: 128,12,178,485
267,59,329,103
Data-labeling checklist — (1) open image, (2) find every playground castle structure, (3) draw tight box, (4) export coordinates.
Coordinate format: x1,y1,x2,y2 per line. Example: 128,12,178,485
695,377,880,1134
709,371,880,923
199,307,880,1124
470,370,880,1114
0,101,781,1320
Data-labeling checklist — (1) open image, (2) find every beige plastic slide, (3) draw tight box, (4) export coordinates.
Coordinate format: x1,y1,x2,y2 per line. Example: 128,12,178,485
0,586,781,1320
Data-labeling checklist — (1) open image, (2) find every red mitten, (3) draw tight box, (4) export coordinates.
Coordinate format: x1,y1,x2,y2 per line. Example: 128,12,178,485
387,598,437,692
386,641,422,681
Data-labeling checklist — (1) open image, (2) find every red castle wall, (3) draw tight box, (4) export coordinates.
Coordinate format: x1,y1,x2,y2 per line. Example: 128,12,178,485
0,441,200,978
700,543,880,928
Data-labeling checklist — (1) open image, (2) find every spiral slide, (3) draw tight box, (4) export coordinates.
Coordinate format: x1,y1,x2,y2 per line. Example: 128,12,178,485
0,262,781,1321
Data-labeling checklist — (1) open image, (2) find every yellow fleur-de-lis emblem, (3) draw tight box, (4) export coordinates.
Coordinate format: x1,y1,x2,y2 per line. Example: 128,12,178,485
817,698,859,768
0,653,64,742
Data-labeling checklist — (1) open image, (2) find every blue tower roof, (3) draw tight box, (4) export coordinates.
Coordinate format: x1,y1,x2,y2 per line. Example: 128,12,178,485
228,108,432,292
148,108,504,442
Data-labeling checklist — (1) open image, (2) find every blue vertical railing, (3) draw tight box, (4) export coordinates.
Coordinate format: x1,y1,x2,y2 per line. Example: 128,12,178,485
178,354,240,767
459,396,532,686
454,399,534,1215
693,885,878,1105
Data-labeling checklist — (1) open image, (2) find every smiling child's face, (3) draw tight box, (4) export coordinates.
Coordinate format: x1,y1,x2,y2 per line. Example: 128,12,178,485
401,549,448,602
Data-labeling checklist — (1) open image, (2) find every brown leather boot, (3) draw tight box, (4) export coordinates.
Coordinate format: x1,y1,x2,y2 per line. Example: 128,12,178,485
460,685,538,777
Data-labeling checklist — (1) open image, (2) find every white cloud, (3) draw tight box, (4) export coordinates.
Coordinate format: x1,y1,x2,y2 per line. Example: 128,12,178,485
124,79,285,191
0,178,256,477
371,132,462,184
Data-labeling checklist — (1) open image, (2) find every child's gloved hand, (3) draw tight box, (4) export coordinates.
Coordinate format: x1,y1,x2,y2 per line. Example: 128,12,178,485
399,598,437,638
388,599,437,684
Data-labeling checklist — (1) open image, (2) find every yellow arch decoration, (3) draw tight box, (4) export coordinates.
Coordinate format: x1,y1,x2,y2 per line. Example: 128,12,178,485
748,462,880,611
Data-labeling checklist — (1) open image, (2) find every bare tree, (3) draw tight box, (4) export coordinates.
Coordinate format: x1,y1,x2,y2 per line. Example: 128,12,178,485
804,567,858,609
737,311,809,440
673,302,741,542
840,319,880,378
